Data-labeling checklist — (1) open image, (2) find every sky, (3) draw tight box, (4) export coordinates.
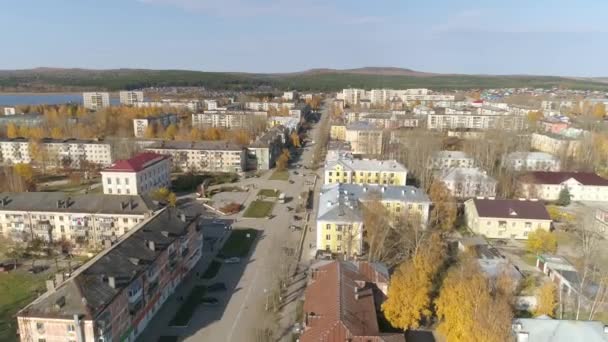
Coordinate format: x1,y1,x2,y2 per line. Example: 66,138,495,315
0,0,607,76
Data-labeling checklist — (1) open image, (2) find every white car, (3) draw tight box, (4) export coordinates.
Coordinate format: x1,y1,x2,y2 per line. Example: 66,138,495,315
224,257,241,264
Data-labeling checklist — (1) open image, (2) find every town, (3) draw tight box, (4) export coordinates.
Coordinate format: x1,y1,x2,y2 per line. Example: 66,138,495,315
0,83,607,342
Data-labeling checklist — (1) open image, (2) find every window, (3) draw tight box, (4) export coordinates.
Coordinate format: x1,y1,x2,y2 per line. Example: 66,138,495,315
325,234,331,240
59,216,64,222
116,177,120,185
125,178,129,185
525,222,532,229
337,246,341,252
38,339,46,342
337,235,342,241
36,322,45,332
123,218,128,223
67,324,75,332
328,172,332,176
326,224,331,230
108,189,112,194
336,225,342,232
126,189,130,194
117,189,121,194
523,231,529,237
107,178,111,184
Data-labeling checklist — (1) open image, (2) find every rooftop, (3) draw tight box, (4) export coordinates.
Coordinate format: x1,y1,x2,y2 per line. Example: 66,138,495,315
512,316,608,342
0,192,156,215
433,150,472,159
326,157,408,173
470,198,551,221
520,171,608,186
439,167,496,183
146,140,243,151
102,152,169,173
506,151,559,161
346,121,381,131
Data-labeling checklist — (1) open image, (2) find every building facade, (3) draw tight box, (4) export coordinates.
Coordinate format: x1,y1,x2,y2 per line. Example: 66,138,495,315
132,114,179,138
438,167,497,199
503,152,561,171
430,150,476,170
427,107,527,131
191,111,267,129
82,92,110,110
101,153,171,195
518,171,608,202
119,91,144,105
17,209,202,342
145,141,246,173
324,157,408,186
344,122,384,155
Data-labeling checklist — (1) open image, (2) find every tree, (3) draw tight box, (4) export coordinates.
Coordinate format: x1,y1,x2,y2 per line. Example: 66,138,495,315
6,123,19,138
276,149,290,171
556,187,571,206
167,192,177,207
428,180,457,232
290,132,301,148
144,125,156,139
535,282,557,317
592,103,606,119
14,163,34,184
527,110,544,123
164,124,178,140
50,127,64,139
526,229,557,255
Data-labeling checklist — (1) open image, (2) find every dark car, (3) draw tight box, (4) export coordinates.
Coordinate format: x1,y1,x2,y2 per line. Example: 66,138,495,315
293,215,302,221
28,265,49,274
201,297,220,306
207,282,227,292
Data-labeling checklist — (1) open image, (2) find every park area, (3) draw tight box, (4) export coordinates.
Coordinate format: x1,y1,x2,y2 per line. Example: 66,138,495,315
269,170,289,181
243,200,275,218
0,272,47,342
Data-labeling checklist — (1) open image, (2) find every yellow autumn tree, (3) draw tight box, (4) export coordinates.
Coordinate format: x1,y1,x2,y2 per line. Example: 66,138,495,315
428,180,457,231
144,125,156,139
164,124,178,140
50,127,64,139
527,110,544,123
526,229,557,255
275,149,290,171
535,282,557,317
6,123,19,138
290,132,301,148
592,103,606,119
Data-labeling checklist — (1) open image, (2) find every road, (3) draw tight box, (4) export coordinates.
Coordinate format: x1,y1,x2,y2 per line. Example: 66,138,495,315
136,105,328,342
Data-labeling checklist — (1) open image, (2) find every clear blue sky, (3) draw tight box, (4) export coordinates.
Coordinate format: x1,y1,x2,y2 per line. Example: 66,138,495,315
1,0,607,76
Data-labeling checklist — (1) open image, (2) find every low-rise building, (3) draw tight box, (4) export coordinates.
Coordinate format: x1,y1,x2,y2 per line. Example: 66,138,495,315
119,91,144,105
300,260,403,342
145,140,245,173
464,198,552,239
3,107,16,115
282,91,298,101
512,316,608,342
0,113,46,128
345,122,384,155
0,192,157,245
83,92,110,110
247,128,285,170
133,113,179,138
101,152,171,195
438,167,497,199
16,209,202,342
458,237,522,282
518,171,608,202
326,141,352,163
531,132,584,157
503,152,561,171
430,150,476,169
535,254,581,296
324,157,407,186
329,124,346,141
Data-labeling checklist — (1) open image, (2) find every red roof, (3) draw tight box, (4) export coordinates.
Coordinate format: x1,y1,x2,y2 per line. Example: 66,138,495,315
520,172,608,186
103,152,169,172
471,198,551,220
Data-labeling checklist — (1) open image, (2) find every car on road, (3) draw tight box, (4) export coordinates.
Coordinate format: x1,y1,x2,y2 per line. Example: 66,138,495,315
201,297,220,306
293,215,302,221
223,257,241,264
28,265,49,274
207,282,227,292
289,180,295,184
293,171,299,175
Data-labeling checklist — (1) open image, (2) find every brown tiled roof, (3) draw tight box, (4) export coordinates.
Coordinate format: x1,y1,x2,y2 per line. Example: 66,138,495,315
520,172,608,186
301,261,404,342
471,198,551,220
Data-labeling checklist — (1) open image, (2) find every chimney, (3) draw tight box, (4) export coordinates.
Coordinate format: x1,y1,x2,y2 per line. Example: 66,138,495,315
46,279,56,292
381,186,386,193
108,276,116,289
56,200,63,208
66,197,72,208
148,240,155,251
130,199,136,210
55,273,65,284
355,293,360,300
180,213,186,222
121,201,128,210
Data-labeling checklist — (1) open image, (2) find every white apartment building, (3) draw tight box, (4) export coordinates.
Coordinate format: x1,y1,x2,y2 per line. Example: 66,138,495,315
204,99,218,110
82,92,110,110
133,113,179,138
345,111,420,129
438,167,497,199
134,100,201,112
340,88,454,106
503,152,561,171
191,111,267,129
3,107,16,115
518,171,608,202
282,91,298,101
244,101,295,111
427,107,527,131
0,138,112,169
119,90,144,105
101,152,171,195
0,192,156,245
145,140,246,173
530,132,584,157
345,122,384,155
430,151,476,170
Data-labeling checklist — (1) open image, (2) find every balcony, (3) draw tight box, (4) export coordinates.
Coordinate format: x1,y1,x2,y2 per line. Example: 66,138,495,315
128,297,144,316
128,287,143,303
181,247,190,258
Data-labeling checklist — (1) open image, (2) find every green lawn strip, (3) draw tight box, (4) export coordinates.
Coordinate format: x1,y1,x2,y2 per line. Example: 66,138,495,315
220,229,259,258
243,201,275,218
202,260,222,279
168,285,207,327
257,189,279,198
0,272,46,342
521,253,538,267
269,170,289,181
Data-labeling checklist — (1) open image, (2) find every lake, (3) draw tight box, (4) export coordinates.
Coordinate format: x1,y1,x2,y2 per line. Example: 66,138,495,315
0,93,121,106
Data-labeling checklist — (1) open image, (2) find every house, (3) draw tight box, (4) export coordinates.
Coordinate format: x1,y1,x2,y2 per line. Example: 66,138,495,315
464,198,552,240
324,157,407,186
301,260,403,342
503,152,561,171
430,150,476,170
100,152,171,195
536,254,581,296
438,167,497,199
512,316,608,342
0,192,157,246
518,172,608,202
17,209,202,342
458,236,522,282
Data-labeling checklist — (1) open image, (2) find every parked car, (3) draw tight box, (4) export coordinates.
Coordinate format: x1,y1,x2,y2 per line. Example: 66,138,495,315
28,265,49,274
201,297,219,306
207,282,227,292
224,257,241,264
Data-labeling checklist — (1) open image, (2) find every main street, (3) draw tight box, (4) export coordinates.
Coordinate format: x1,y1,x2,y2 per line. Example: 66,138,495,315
137,103,329,342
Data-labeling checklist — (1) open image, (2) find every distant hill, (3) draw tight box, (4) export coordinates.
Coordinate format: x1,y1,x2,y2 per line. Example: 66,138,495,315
0,67,607,92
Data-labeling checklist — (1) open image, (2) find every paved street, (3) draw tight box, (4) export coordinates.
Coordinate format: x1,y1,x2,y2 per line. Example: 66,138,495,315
137,107,328,342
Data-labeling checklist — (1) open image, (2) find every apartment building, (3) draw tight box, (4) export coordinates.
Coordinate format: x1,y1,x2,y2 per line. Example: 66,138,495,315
0,192,156,245
324,157,407,186
134,100,201,112
438,167,497,199
0,138,112,169
430,150,476,170
345,122,384,155
301,260,402,342
101,153,171,195
512,316,608,342
464,198,551,239
82,92,110,110
4,107,16,115
0,113,45,128
282,91,298,101
345,111,420,129
191,111,267,129
530,132,584,157
145,140,246,173
518,171,608,202
427,107,527,131
329,123,346,141
244,101,295,111
247,128,285,170
119,91,144,105
502,152,561,171
17,209,202,342
132,114,179,138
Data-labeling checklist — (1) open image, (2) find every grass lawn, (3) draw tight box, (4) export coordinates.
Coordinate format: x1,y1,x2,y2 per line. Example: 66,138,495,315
269,170,289,181
243,201,275,218
521,253,538,267
202,260,222,279
169,286,207,327
257,189,279,198
0,272,47,342
220,229,258,258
